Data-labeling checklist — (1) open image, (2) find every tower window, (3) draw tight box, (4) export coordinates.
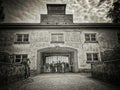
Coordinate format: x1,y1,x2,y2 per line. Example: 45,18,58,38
47,4,66,15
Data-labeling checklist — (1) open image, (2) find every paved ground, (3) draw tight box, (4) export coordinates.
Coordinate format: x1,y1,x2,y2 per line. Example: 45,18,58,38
1,73,120,90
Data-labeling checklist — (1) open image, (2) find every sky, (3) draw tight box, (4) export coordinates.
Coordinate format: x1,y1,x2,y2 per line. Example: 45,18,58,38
2,0,115,23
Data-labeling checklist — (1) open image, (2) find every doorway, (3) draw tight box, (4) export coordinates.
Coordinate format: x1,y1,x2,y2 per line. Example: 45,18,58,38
37,47,78,74
42,53,73,73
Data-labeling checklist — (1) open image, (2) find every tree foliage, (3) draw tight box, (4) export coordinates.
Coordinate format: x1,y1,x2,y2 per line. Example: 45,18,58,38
102,44,120,61
98,0,106,6
107,0,120,23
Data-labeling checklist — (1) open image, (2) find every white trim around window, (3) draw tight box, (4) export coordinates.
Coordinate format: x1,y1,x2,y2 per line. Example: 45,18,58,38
51,33,64,43
86,53,100,63
85,33,98,43
15,34,29,44
14,54,28,63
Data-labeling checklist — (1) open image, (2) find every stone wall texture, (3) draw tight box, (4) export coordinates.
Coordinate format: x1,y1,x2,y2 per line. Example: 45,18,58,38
2,0,116,23
0,29,119,71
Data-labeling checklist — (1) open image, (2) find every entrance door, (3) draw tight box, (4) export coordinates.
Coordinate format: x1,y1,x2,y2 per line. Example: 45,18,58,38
43,55,69,73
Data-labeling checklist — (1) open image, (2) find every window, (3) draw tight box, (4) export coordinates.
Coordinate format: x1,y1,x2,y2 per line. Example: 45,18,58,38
85,33,97,42
14,54,27,63
15,34,29,44
86,53,92,61
47,4,66,15
86,53,99,62
117,33,120,43
17,34,22,42
51,33,64,43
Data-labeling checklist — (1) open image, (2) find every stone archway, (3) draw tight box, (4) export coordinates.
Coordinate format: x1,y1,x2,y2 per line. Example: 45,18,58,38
37,46,78,74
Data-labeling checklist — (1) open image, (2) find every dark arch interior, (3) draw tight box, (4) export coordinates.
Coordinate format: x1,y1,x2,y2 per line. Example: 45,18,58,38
37,47,78,74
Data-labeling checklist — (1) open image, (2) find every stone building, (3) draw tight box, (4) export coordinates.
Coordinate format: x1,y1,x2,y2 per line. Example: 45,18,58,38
0,4,120,74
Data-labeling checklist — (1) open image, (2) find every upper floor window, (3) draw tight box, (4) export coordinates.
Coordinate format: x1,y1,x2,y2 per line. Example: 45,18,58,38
14,54,27,63
15,34,29,44
85,33,97,43
47,4,66,15
51,33,64,43
86,53,99,62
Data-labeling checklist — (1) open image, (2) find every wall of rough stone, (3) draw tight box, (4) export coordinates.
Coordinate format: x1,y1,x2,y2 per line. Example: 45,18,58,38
0,29,119,71
2,0,115,23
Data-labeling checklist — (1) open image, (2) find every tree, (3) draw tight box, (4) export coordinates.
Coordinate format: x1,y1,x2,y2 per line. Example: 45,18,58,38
102,44,120,61
0,0,5,22
98,0,106,6
107,0,120,23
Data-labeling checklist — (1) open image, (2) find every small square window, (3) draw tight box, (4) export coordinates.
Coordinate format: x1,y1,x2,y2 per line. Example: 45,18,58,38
91,34,96,41
58,34,63,41
23,34,29,42
17,35,22,42
87,53,92,61
51,34,57,42
15,55,21,63
85,34,90,41
86,53,99,62
85,33,97,43
14,54,28,63
51,33,64,43
15,34,29,44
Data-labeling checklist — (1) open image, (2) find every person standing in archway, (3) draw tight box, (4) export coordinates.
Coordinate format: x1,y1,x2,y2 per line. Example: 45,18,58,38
51,61,55,73
57,61,61,73
61,61,65,73
70,62,73,72
22,58,31,79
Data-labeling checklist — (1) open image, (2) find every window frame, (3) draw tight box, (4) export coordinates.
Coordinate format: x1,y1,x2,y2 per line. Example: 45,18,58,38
47,4,66,15
14,54,28,63
51,33,64,43
85,33,97,43
15,34,29,44
86,53,99,63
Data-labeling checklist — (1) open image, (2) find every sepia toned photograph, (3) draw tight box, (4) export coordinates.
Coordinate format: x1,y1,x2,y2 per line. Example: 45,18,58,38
0,0,120,90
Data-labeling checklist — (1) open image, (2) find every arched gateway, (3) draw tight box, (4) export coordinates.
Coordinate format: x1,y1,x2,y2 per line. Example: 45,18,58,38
37,46,78,73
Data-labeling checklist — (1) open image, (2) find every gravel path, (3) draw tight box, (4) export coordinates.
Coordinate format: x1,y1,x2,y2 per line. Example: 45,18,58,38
1,73,120,90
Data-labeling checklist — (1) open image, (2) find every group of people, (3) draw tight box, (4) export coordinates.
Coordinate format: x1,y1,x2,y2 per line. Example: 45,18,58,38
43,61,69,73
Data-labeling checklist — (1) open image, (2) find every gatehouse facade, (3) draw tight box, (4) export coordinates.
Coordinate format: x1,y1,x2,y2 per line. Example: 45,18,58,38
0,4,120,73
